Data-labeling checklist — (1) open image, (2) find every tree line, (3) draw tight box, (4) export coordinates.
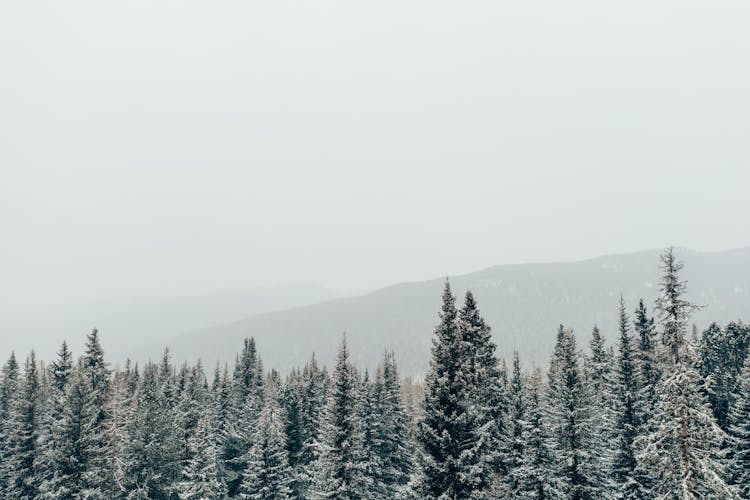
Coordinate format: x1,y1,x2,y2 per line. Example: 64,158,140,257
1,247,749,499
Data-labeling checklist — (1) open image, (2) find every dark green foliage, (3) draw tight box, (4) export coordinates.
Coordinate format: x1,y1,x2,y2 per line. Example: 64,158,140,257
700,321,750,429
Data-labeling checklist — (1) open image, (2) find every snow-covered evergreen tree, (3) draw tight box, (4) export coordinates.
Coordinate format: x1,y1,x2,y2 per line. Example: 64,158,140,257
546,327,606,499
458,290,505,485
224,338,264,496
611,297,646,498
635,247,735,499
415,282,492,498
0,352,20,496
241,383,293,499
506,351,526,496
516,367,559,499
80,328,111,497
36,342,74,498
123,361,181,499
634,299,661,419
373,351,413,496
727,354,750,498
6,351,41,499
700,322,750,430
178,403,226,499
316,336,371,498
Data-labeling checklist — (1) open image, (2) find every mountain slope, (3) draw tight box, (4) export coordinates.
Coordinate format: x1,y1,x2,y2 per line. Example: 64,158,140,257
129,248,750,375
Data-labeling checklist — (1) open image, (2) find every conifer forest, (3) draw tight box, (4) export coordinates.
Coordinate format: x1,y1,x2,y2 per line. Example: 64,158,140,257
2,247,749,499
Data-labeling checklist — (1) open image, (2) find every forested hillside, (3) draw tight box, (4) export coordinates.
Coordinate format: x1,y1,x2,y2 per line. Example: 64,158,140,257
137,248,750,376
1,248,749,498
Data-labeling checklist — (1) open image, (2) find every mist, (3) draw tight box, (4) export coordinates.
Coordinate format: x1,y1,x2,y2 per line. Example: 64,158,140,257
2,0,749,314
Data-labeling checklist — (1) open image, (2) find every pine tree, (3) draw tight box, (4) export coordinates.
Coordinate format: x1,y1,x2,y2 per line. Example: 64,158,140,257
123,362,181,499
635,247,734,498
7,351,41,499
506,351,526,496
611,297,645,498
458,290,505,485
224,338,265,496
372,351,413,496
178,404,226,499
700,322,750,429
291,354,328,496
727,355,750,498
241,384,293,499
80,328,111,497
0,352,20,496
516,368,558,499
36,342,74,498
416,281,491,498
546,328,605,499
634,299,660,417
317,336,371,498
103,363,135,496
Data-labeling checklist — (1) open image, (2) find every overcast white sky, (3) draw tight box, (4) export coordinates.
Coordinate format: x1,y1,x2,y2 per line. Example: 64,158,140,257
1,1,749,313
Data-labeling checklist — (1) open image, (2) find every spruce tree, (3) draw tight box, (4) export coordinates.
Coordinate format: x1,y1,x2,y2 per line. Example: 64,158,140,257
80,329,111,497
700,322,750,429
635,247,734,498
416,281,490,498
293,354,328,496
373,351,413,496
459,290,505,484
241,384,293,499
611,297,645,498
634,299,660,417
0,352,20,496
317,336,371,498
7,351,41,499
178,404,226,499
546,328,605,499
727,355,750,498
224,338,265,496
516,368,558,499
123,362,181,499
506,351,526,496
36,342,74,498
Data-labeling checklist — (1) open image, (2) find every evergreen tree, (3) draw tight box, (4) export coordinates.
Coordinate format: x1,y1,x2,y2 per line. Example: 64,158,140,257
635,248,734,498
292,354,328,496
459,290,505,484
7,351,41,499
611,297,645,498
178,404,226,499
634,299,660,417
546,328,605,499
0,352,20,495
516,368,558,499
36,342,74,497
317,336,371,498
700,322,750,429
241,384,293,499
416,282,491,498
103,363,135,496
80,329,111,497
123,362,181,499
506,351,526,496
224,338,264,496
727,355,750,498
373,351,413,496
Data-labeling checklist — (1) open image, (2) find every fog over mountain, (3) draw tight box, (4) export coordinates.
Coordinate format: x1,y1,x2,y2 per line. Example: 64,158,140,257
0,284,338,363
123,247,750,376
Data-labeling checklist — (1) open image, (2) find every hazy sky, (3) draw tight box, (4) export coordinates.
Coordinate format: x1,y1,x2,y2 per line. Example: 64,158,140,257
2,1,749,313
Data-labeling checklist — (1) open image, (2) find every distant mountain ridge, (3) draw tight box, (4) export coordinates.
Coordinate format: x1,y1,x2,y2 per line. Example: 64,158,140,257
1,284,339,363
128,248,750,376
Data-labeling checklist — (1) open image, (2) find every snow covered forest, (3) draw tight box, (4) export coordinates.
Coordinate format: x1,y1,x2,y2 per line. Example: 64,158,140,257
1,248,749,499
